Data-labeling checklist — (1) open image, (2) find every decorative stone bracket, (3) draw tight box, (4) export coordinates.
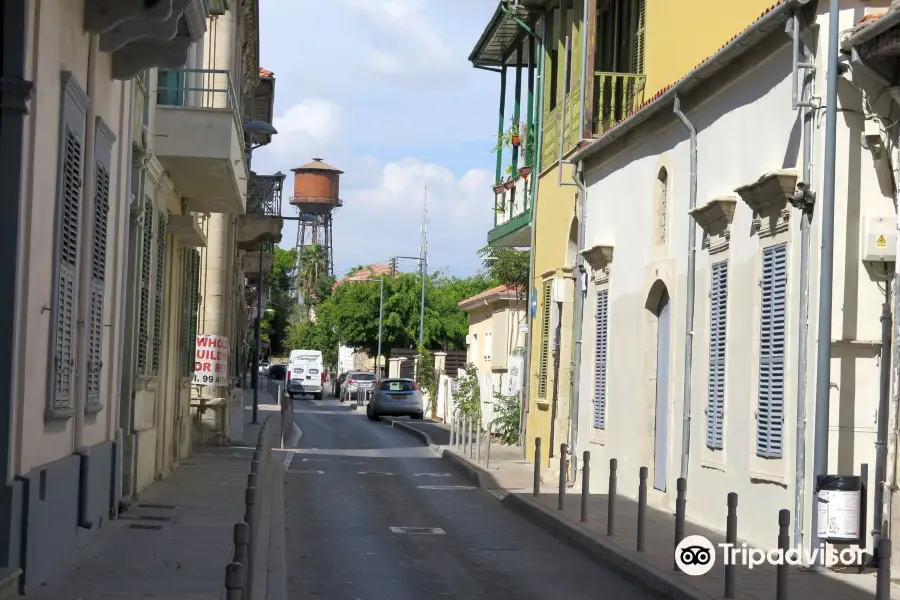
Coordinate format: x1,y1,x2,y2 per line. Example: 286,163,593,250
689,196,737,254
580,245,613,284
167,214,208,247
734,169,799,238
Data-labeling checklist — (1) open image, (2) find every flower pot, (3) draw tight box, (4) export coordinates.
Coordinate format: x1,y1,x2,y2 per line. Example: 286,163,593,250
504,180,515,190
518,166,532,179
493,184,505,194
511,135,521,147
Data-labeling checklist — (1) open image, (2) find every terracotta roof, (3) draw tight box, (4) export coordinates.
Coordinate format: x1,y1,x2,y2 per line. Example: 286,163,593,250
259,67,274,78
332,264,393,292
842,4,900,50
458,284,518,310
572,0,801,165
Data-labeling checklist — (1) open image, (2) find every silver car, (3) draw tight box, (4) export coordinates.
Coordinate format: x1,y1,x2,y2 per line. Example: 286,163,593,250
341,371,377,402
366,378,424,421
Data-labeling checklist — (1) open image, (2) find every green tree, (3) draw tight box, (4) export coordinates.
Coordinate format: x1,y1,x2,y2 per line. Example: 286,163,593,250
298,244,330,308
478,246,530,298
260,247,298,357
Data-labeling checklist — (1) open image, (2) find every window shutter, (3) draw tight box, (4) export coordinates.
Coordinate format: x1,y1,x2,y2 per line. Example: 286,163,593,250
138,198,153,374
594,289,609,429
86,118,116,410
632,0,646,74
537,280,552,398
188,249,201,376
50,73,89,414
179,249,191,377
156,69,185,107
756,244,787,458
151,211,168,375
706,261,728,449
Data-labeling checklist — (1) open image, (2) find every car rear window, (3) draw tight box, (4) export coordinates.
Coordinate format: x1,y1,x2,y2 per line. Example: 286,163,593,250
383,380,415,392
354,373,376,380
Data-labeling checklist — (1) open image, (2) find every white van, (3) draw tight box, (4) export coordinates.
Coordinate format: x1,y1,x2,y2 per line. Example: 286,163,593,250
286,349,324,400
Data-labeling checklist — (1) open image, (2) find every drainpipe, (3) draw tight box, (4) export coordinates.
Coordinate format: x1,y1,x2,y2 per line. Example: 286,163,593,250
673,95,697,482
113,81,137,514
885,140,900,566
809,0,840,568
787,10,817,554
520,13,546,458
75,33,99,530
568,0,590,483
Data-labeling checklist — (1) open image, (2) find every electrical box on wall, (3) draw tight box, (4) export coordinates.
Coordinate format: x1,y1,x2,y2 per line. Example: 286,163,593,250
551,277,574,303
862,215,896,263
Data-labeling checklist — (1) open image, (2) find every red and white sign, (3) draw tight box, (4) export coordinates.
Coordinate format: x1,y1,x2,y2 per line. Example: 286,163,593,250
193,334,230,386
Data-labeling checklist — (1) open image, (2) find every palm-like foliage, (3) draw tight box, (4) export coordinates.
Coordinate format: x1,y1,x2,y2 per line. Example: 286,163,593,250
298,244,329,306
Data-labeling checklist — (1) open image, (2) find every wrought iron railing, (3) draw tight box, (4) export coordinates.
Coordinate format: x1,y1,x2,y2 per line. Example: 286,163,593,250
156,68,246,157
247,172,285,217
592,71,646,135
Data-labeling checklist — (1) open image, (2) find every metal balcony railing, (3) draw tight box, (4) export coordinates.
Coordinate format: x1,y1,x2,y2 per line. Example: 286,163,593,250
592,71,646,135
247,172,285,217
156,68,246,157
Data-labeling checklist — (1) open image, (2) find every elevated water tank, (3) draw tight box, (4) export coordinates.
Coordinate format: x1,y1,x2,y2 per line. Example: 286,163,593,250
289,158,343,214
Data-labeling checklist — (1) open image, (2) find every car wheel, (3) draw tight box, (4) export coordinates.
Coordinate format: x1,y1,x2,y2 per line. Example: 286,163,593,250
288,393,294,399
366,403,379,421
313,393,323,401
411,412,424,420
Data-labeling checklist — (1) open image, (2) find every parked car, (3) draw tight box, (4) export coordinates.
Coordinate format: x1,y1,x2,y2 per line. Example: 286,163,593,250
266,363,287,381
258,362,269,375
340,370,377,402
286,349,325,400
366,378,424,421
333,371,348,397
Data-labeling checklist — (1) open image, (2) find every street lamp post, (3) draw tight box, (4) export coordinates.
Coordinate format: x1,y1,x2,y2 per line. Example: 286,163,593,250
252,245,263,424
349,277,384,378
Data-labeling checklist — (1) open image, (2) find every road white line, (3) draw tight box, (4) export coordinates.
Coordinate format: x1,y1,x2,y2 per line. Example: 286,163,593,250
288,469,324,474
389,526,445,534
358,471,394,476
416,485,477,490
413,473,452,477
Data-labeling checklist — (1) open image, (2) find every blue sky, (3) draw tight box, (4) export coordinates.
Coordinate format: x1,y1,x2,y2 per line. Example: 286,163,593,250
252,0,500,279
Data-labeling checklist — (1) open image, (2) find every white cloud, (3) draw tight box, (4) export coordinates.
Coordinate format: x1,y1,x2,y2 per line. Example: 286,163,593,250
273,98,343,140
342,0,456,82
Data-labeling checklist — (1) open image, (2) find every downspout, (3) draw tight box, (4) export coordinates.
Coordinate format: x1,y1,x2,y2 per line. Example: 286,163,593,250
568,0,590,483
75,33,99,530
113,80,137,515
788,10,817,554
673,95,697,482
519,12,546,458
886,133,900,567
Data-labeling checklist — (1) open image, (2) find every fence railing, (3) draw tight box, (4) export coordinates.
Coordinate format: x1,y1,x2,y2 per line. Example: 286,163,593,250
592,71,646,135
156,68,246,158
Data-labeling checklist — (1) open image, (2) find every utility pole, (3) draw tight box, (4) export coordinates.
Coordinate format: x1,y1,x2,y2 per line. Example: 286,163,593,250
390,257,397,277
418,186,428,348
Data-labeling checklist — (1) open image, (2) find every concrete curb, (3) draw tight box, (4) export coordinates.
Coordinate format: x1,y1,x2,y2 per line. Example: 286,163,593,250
381,417,442,453
266,460,288,600
387,420,708,600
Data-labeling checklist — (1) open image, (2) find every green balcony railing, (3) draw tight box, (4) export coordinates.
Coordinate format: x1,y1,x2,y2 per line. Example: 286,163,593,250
156,68,246,154
592,71,646,135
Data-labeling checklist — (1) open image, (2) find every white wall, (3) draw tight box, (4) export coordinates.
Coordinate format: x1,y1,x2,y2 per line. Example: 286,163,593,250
16,0,131,473
575,5,890,553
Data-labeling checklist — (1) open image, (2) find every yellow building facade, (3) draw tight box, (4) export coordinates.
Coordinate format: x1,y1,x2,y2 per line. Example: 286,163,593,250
467,0,780,471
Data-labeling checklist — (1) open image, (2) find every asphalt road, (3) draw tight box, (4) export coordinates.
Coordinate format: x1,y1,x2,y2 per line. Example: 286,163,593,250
283,395,655,600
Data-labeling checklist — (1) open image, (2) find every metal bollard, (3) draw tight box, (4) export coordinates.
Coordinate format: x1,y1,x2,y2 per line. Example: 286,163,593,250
475,417,482,463
485,423,492,468
724,493,738,598
607,459,617,536
225,561,245,600
674,477,687,570
581,451,590,522
637,466,648,552
876,538,891,600
243,487,257,600
462,416,469,455
233,522,249,594
558,443,567,510
859,463,869,574
533,437,542,496
450,414,457,446
470,418,477,460
776,509,789,600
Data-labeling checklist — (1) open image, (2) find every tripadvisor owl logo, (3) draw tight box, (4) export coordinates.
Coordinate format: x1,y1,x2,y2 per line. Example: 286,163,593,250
675,535,865,576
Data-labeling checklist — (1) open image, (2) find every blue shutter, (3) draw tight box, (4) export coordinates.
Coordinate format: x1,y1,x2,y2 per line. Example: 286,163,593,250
156,69,185,107
706,261,728,449
593,289,609,429
756,243,787,458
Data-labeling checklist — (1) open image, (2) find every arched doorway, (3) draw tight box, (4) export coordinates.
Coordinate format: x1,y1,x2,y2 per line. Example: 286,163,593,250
648,282,671,492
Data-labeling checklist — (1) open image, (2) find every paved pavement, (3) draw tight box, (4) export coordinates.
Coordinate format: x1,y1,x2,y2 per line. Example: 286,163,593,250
27,386,287,600
283,396,653,599
393,418,900,600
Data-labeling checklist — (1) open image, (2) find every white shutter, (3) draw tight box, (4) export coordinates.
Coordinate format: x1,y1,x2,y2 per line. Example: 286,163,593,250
756,243,787,458
706,261,728,449
137,198,153,374
593,289,609,429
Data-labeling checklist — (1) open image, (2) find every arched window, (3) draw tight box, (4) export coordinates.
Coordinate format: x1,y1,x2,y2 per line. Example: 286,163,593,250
656,167,668,244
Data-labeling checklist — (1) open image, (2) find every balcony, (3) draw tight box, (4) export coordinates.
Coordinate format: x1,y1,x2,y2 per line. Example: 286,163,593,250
541,83,582,170
488,176,532,248
592,72,646,135
154,69,248,215
238,172,285,250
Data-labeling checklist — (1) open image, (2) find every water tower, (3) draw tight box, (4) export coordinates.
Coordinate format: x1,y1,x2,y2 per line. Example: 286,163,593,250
289,158,343,276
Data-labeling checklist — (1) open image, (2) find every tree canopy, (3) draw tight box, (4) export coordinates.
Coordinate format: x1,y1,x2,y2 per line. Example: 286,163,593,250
477,246,529,298
260,246,298,357
285,270,495,367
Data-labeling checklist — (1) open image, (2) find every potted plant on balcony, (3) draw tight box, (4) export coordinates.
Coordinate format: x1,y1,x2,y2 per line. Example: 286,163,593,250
494,198,506,214
493,181,506,194
510,120,521,148
518,165,533,179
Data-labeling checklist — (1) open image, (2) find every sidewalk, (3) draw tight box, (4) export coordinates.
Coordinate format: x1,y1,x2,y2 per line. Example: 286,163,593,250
391,418,900,600
27,387,288,600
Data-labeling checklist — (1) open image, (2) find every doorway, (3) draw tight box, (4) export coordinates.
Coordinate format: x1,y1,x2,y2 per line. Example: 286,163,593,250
653,288,670,491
